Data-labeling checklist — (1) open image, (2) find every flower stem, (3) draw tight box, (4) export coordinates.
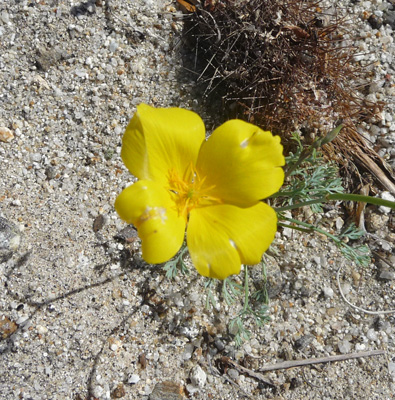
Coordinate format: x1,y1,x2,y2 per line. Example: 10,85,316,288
243,266,249,314
274,193,395,212
279,216,341,243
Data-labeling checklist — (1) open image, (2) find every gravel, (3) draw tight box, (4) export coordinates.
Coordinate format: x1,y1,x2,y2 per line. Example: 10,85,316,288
0,1,394,399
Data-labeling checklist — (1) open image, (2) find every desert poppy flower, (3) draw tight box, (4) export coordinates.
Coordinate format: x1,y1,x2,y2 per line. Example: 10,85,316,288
115,104,284,279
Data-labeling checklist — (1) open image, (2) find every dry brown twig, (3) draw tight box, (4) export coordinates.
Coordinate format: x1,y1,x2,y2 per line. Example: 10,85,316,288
220,349,385,379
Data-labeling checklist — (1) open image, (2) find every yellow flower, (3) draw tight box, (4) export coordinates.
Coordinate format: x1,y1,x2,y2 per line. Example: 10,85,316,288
115,104,285,280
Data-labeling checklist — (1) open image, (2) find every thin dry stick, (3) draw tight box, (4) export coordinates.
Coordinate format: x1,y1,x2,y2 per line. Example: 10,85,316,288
220,357,274,387
258,349,385,372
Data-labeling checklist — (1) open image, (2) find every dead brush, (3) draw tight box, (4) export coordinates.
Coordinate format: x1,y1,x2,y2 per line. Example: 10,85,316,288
181,0,395,193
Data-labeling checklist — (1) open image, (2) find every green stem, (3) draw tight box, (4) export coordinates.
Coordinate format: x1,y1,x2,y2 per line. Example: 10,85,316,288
243,266,249,313
275,197,327,212
274,193,395,212
278,222,313,233
279,216,341,244
326,193,394,208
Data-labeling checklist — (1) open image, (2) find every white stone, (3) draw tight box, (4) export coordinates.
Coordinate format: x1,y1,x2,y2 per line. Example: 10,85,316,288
340,283,351,296
323,286,334,299
335,217,344,230
190,365,206,388
366,328,378,341
379,192,395,214
37,325,48,334
1,11,10,24
16,315,29,325
338,340,352,354
355,343,366,351
128,374,140,384
109,40,118,52
183,343,194,360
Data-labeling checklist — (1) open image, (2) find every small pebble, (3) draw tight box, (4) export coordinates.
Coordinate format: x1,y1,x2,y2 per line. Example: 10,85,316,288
190,365,206,388
16,315,29,325
182,343,194,360
0,217,21,257
379,192,395,214
379,270,395,280
1,11,10,24
110,343,118,351
149,381,184,400
338,340,352,354
340,283,351,296
111,383,126,399
294,335,314,350
335,217,344,230
373,317,385,331
128,374,140,384
0,315,18,339
109,40,118,52
352,271,361,284
322,286,334,299
313,256,321,266
214,338,225,352
355,343,366,351
30,153,42,163
93,214,105,232
368,14,383,29
227,368,239,380
0,126,14,142
366,328,378,342
36,325,48,334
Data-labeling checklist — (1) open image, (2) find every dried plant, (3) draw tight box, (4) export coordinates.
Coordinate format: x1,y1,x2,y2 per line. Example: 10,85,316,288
182,0,395,192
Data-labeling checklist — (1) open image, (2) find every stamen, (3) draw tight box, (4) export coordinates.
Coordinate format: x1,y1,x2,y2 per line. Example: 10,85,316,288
167,163,223,220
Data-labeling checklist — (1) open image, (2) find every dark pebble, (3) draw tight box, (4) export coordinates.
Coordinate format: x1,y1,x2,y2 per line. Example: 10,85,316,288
70,1,96,17
368,14,383,29
294,334,314,351
214,338,225,352
300,286,311,297
290,377,302,390
93,214,105,232
45,166,57,180
373,316,384,331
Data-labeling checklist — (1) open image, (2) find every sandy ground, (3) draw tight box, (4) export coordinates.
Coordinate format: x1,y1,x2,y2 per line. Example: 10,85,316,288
1,1,394,399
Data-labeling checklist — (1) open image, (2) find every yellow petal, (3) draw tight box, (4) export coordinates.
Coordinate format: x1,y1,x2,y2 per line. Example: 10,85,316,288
115,180,186,264
121,104,206,185
187,202,277,280
196,119,285,207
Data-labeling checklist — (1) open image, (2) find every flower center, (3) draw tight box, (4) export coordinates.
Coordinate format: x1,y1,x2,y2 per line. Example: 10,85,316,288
167,162,221,220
